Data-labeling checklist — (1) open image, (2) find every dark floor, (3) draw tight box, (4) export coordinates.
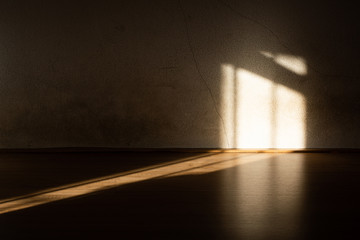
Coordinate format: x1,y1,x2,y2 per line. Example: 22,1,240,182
0,152,360,239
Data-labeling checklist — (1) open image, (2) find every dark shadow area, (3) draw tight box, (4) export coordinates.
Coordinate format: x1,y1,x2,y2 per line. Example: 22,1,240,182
1,153,360,239
0,0,223,148
300,153,360,239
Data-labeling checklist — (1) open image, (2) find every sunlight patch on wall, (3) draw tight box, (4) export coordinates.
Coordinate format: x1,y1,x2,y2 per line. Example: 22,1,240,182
220,62,306,149
275,84,305,147
260,51,307,76
237,69,274,148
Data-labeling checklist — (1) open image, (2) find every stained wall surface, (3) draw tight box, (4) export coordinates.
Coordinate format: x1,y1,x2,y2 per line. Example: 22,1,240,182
0,0,359,148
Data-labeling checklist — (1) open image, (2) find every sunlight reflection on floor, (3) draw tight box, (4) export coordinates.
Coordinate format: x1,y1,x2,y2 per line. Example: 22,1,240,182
0,153,279,214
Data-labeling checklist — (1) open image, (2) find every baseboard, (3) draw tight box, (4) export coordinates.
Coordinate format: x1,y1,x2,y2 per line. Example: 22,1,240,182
1,147,360,153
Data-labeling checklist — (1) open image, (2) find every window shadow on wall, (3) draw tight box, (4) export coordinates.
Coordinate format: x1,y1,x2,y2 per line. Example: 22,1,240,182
180,0,360,149
0,0,359,148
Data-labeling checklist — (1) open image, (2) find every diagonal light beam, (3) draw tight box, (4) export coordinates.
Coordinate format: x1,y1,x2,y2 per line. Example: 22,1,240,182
0,153,278,214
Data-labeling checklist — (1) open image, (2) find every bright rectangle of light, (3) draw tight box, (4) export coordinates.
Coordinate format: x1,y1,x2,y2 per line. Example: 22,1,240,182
237,69,274,148
220,64,306,148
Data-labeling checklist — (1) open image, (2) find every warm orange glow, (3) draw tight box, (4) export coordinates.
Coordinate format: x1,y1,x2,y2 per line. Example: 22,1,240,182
0,153,278,214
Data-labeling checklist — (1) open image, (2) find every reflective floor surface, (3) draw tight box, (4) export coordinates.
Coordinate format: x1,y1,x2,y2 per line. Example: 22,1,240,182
0,152,360,239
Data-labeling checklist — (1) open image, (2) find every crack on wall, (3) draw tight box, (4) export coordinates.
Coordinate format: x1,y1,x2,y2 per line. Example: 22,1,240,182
216,0,360,81
178,0,230,148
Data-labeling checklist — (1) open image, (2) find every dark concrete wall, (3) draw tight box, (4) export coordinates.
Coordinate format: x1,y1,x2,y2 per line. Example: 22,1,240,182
0,0,359,148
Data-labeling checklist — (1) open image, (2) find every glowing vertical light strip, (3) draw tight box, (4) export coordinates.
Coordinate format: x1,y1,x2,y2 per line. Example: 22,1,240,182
220,64,235,148
274,85,305,148
237,68,273,148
